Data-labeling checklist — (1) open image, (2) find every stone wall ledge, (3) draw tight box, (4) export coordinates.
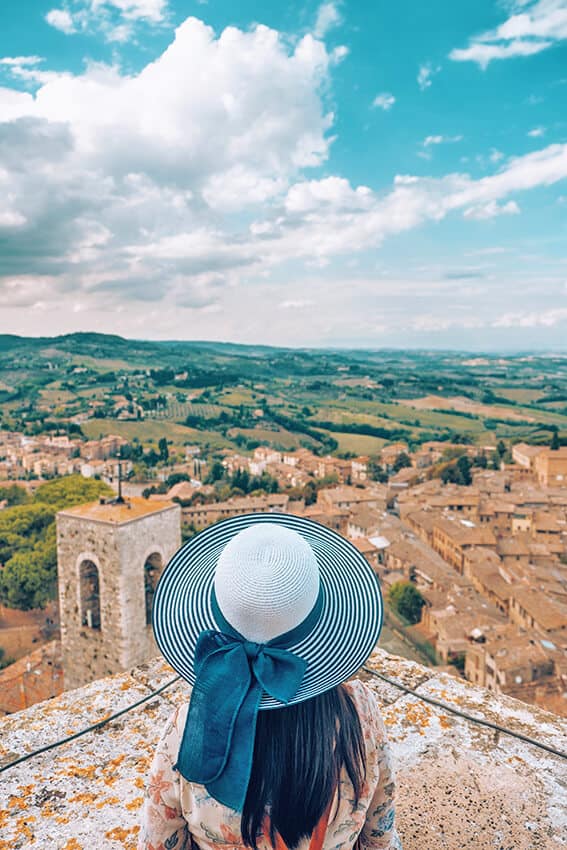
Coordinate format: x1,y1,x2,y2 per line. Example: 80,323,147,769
0,649,566,850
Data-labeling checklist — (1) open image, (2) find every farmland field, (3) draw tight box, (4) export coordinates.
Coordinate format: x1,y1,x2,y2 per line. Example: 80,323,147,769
81,418,234,449
2,334,566,458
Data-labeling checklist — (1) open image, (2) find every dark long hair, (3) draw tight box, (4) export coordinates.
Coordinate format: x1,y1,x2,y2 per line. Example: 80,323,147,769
241,684,366,850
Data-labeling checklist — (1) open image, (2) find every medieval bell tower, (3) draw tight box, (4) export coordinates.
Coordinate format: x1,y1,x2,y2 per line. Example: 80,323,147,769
56,497,181,690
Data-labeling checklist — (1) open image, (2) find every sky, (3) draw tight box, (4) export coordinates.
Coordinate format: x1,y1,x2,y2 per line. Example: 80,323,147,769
0,0,566,350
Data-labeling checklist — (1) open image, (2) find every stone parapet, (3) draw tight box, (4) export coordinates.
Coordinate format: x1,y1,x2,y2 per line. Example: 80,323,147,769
0,649,565,850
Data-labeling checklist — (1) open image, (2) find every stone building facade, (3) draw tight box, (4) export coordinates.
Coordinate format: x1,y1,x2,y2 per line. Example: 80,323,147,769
56,498,181,690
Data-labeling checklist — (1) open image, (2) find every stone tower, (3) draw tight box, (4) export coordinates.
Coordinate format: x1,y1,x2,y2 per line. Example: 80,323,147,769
56,497,181,690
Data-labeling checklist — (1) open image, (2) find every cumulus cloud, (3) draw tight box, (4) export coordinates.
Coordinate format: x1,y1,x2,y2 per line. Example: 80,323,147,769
450,0,567,68
1,14,567,335
372,92,395,110
528,126,546,136
0,18,334,306
45,9,76,34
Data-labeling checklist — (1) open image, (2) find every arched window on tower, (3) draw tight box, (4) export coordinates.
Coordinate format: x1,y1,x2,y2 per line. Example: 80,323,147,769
144,553,163,625
79,560,101,630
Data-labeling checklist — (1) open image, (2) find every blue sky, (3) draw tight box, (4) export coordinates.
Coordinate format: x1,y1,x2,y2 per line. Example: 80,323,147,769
0,0,566,349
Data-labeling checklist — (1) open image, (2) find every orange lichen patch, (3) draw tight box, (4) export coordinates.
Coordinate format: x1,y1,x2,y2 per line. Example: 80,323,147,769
106,754,126,771
438,713,454,729
120,681,133,690
400,701,434,733
17,784,35,798
55,815,70,824
95,796,120,809
61,764,98,779
0,810,8,829
125,797,144,811
8,794,29,811
105,824,140,846
15,815,35,839
134,755,152,773
133,777,145,790
69,792,98,805
40,804,56,819
61,839,83,850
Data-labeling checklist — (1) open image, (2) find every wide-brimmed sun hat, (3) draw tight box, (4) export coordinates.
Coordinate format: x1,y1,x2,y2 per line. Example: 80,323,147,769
152,511,383,811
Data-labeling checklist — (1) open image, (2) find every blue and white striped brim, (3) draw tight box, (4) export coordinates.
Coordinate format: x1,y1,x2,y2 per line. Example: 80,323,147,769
152,512,383,709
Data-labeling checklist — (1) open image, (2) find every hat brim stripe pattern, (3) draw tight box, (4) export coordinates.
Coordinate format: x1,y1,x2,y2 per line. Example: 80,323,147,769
152,512,383,709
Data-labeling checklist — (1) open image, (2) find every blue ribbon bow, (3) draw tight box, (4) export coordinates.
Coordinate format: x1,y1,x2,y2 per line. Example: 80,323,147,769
175,587,323,811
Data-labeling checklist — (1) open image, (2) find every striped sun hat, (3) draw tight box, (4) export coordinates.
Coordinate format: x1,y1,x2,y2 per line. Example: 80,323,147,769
152,512,384,811
153,511,383,708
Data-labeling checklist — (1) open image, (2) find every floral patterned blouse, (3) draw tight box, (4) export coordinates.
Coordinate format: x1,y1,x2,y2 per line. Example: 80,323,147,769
137,679,402,850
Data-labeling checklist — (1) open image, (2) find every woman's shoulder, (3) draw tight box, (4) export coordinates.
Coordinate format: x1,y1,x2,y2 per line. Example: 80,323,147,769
342,678,388,739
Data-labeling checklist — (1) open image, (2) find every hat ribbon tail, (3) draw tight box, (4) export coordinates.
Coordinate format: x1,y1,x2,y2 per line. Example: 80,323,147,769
175,631,307,811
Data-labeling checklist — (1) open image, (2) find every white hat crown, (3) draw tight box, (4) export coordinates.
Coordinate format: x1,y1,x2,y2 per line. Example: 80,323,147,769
214,523,320,643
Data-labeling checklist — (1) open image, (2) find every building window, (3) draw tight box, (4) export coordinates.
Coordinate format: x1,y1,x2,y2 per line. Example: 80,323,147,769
80,560,101,630
144,553,163,625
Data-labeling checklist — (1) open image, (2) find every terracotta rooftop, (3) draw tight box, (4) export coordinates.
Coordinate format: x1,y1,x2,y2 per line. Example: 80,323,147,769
58,497,180,525
1,650,565,849
512,588,567,631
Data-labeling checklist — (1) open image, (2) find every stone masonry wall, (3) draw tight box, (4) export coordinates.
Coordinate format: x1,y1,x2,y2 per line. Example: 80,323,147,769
0,648,565,850
56,505,181,690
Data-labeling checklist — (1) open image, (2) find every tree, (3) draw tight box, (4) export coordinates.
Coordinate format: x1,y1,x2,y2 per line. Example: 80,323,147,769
550,429,560,451
368,460,388,483
392,452,412,473
455,455,472,486
388,582,425,624
441,454,472,486
0,476,112,610
472,454,488,468
158,437,169,462
497,440,507,459
0,484,29,506
205,461,225,483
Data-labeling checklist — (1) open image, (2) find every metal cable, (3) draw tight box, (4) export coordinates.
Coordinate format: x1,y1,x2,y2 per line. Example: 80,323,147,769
363,666,567,760
0,674,181,775
1,666,566,776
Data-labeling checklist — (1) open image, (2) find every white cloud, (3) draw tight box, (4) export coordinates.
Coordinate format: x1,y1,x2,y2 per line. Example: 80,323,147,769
528,126,546,136
314,2,342,38
280,299,314,309
45,1,168,41
463,200,521,220
493,308,567,327
450,0,567,68
372,92,395,110
0,56,44,66
45,9,76,34
423,134,463,146
96,0,168,22
489,148,504,163
2,14,567,337
417,62,440,90
0,87,35,121
285,177,373,214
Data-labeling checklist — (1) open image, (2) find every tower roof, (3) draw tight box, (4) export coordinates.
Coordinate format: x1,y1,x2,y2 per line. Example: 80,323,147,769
57,496,179,526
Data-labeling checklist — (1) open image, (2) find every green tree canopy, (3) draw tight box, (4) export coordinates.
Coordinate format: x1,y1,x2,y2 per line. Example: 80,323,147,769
388,581,426,624
392,452,412,473
0,475,113,610
0,484,29,507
